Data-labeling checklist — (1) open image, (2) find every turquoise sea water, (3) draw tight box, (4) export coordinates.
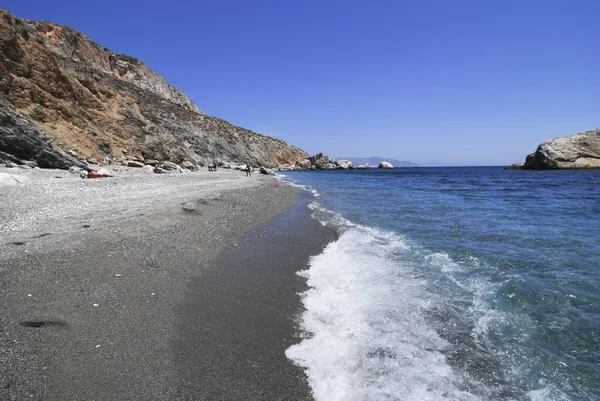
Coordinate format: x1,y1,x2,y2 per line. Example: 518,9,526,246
281,167,599,401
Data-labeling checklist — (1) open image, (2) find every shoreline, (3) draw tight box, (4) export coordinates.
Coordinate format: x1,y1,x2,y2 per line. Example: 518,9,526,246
0,168,335,400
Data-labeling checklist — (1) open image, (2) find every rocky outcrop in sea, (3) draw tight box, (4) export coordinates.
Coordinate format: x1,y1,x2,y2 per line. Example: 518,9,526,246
0,9,307,169
522,129,600,169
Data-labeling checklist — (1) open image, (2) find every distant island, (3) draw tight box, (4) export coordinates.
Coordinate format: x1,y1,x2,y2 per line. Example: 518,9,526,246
335,157,418,168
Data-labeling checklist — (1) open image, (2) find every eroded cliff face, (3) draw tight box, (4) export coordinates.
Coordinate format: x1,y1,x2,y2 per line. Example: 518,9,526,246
0,10,307,167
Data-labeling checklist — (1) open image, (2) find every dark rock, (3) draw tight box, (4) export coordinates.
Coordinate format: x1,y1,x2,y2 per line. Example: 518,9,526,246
523,129,600,169
260,166,275,175
144,159,159,166
0,104,85,170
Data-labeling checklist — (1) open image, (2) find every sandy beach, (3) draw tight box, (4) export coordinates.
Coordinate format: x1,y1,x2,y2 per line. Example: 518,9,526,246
0,167,335,400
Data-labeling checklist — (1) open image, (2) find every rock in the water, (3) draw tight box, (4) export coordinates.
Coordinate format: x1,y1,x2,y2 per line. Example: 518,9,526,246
378,161,394,169
127,160,144,168
142,165,154,174
0,104,84,170
523,129,600,169
309,153,336,169
295,159,312,169
5,161,18,168
505,162,524,170
357,165,367,169
144,159,159,166
335,159,354,169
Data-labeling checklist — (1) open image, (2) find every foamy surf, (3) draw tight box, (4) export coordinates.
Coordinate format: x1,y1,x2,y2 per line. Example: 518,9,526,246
285,224,479,401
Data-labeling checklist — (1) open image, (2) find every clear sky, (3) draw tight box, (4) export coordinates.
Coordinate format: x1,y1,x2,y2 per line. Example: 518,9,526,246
4,0,599,165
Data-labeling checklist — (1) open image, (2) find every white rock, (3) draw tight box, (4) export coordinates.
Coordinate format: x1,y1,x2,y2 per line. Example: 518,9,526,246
0,173,31,187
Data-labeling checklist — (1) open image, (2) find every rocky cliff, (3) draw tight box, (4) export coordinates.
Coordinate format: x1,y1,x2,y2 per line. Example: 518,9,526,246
523,129,600,169
0,9,307,168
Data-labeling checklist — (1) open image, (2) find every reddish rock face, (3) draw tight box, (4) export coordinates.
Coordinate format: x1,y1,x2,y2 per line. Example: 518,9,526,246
0,9,307,167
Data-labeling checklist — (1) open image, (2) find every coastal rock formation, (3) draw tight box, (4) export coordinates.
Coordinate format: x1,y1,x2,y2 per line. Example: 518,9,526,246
523,129,600,169
378,161,393,168
0,103,85,169
0,9,307,169
337,156,417,168
335,159,353,169
295,159,311,169
504,162,524,170
308,153,335,169
296,153,354,170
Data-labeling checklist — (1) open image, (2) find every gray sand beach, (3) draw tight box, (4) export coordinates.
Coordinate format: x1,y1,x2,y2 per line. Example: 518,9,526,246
0,167,334,400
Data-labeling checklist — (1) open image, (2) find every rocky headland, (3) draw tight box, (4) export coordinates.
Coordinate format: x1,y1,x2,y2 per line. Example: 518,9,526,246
0,9,307,170
511,129,600,170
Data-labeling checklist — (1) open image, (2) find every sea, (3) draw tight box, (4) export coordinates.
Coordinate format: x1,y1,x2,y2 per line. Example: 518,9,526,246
278,166,599,401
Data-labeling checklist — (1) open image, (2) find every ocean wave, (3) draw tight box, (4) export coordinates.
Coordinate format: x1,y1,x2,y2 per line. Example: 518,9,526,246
278,173,567,400
285,222,482,401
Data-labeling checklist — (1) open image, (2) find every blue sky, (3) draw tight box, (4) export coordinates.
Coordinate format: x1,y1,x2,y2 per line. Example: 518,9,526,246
4,0,599,165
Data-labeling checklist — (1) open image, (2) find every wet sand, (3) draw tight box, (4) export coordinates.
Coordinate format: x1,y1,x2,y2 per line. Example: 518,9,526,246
0,168,335,400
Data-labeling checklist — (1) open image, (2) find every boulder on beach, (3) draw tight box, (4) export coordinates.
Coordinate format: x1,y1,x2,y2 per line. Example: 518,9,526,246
181,161,196,170
127,160,145,168
161,161,179,170
378,161,394,169
523,129,600,169
260,166,275,175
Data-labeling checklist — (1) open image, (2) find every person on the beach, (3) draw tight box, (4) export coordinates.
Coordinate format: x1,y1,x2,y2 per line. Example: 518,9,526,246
246,162,252,177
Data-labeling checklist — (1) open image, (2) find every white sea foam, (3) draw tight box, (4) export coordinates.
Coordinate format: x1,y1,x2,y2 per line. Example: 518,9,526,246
286,221,481,401
276,174,321,197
